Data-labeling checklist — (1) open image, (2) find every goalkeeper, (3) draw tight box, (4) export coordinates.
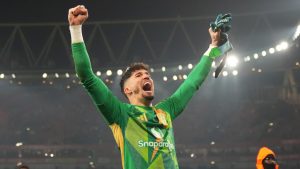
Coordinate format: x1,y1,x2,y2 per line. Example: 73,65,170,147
68,5,232,169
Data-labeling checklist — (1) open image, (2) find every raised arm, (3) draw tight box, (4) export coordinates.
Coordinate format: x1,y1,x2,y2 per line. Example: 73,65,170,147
68,5,126,124
158,28,223,119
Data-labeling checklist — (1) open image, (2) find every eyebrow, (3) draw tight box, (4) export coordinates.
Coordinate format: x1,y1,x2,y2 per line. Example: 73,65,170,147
134,71,149,76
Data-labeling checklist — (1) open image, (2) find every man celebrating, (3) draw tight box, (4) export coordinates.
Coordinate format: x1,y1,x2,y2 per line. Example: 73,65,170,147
68,5,228,169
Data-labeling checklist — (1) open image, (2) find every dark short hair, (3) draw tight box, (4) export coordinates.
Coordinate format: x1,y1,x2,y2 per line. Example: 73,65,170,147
120,62,150,98
18,165,29,169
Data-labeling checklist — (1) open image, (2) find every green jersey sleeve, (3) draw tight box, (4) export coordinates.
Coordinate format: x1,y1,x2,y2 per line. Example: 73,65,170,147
71,42,127,125
158,48,218,120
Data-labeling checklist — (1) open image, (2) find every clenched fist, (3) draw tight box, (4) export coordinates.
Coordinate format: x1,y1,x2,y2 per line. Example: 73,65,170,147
68,5,88,25
208,28,221,47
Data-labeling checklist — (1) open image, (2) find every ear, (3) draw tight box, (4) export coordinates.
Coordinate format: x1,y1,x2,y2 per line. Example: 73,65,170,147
124,87,132,96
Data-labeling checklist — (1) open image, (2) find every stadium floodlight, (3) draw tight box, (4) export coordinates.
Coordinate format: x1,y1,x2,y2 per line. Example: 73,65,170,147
188,64,193,69
16,142,23,147
96,71,101,76
232,70,238,76
55,73,59,78
212,61,216,67
117,69,123,76
162,66,166,72
178,65,183,70
269,48,275,54
163,76,168,81
106,70,112,76
173,75,178,81
293,25,300,40
244,56,251,62
222,71,228,77
254,53,259,59
261,50,267,57
275,41,288,51
42,73,47,79
226,55,239,68
280,41,288,50
276,44,282,51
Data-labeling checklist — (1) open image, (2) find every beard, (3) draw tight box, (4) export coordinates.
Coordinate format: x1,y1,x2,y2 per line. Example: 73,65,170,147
133,87,154,100
144,95,154,101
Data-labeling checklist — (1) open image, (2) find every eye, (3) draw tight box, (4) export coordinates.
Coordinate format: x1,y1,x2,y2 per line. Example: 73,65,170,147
135,73,142,77
145,72,151,77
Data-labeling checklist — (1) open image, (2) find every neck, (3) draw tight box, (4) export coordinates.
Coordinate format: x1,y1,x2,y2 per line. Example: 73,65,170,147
129,97,152,107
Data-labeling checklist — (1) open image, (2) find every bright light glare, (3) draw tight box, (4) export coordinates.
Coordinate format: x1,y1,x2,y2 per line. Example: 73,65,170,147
117,69,123,76
42,73,47,78
226,56,239,67
232,70,238,76
269,48,275,54
106,70,112,76
293,25,300,40
16,142,23,147
96,71,101,76
212,61,216,67
163,76,168,81
55,73,59,78
275,41,288,51
244,56,251,62
178,65,183,70
280,41,288,50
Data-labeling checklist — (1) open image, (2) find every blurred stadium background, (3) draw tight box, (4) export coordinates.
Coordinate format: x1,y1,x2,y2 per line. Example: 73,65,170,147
0,0,300,168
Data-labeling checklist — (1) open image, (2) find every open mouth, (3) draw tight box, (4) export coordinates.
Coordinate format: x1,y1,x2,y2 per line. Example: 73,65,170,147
142,82,152,92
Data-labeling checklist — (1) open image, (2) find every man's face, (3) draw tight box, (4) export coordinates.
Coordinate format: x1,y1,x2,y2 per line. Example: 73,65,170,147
124,69,154,102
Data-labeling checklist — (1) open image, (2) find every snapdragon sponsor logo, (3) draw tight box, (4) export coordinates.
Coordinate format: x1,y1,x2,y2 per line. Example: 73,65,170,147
138,140,174,151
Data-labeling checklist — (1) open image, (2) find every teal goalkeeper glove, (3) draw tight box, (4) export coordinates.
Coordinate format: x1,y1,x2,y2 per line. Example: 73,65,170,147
209,13,233,78
210,13,232,33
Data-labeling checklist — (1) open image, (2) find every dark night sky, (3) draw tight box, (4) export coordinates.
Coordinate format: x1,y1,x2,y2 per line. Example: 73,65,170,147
2,0,300,23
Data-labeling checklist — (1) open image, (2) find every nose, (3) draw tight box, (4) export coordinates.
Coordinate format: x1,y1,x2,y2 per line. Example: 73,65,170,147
142,73,150,79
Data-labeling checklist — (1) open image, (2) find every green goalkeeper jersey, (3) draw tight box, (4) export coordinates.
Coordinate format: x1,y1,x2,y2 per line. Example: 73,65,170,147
71,42,218,169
